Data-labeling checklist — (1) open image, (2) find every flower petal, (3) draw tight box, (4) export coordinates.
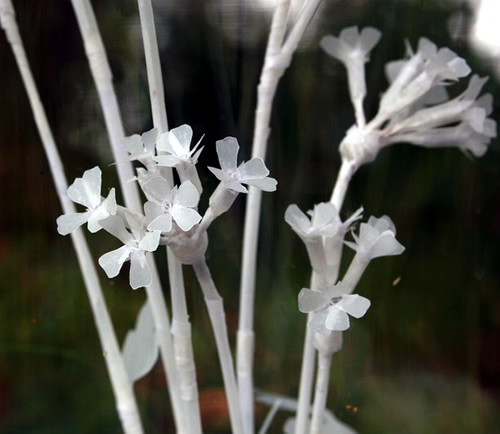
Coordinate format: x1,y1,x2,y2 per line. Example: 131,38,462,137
175,181,200,208
298,288,327,313
245,177,277,192
207,166,232,183
67,166,102,209
98,245,131,278
141,128,158,154
147,214,173,233
370,231,405,258
335,294,371,319
216,136,239,172
56,212,90,235
122,134,144,155
171,207,202,232
87,205,111,233
325,307,350,331
153,155,182,167
308,309,331,336
99,215,133,245
129,251,152,289
284,205,310,237
139,230,160,252
142,177,171,202
237,158,269,180
169,124,193,156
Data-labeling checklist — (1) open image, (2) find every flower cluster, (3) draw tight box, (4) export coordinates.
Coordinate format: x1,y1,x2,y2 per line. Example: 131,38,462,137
57,125,277,288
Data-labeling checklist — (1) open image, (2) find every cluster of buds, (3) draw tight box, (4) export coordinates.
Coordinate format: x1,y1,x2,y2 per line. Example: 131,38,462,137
57,124,277,289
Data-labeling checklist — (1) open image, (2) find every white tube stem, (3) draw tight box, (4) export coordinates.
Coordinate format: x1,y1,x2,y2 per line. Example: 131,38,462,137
309,352,333,434
330,159,356,212
0,3,143,432
193,258,244,434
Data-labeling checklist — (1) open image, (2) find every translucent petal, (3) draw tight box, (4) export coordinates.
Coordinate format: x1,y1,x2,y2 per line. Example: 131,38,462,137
245,177,277,192
207,166,232,183
103,188,117,215
336,294,371,318
98,245,131,278
142,177,171,202
477,94,493,116
359,27,381,53
325,307,350,331
225,180,248,194
148,214,173,233
216,136,239,172
67,166,102,209
339,26,359,48
171,207,202,231
169,124,193,156
308,309,331,336
122,300,159,383
311,203,337,229
155,131,170,153
153,155,182,167
141,128,158,154
324,283,350,299
123,209,145,236
284,205,311,237
121,134,143,155
144,201,163,225
367,215,396,234
139,230,160,252
175,181,200,208
320,35,345,62
385,60,406,83
371,231,405,258
238,158,269,180
298,288,326,313
130,251,152,289
56,212,90,235
99,215,133,245
87,205,110,233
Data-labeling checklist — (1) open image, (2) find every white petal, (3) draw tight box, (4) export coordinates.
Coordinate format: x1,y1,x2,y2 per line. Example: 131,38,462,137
336,294,371,319
311,202,337,229
99,215,133,245
87,205,111,233
102,188,117,215
142,177,171,202
216,136,239,172
141,128,158,154
298,288,327,313
153,155,182,167
325,307,350,331
359,27,381,53
121,134,143,155
339,26,359,47
245,177,277,192
320,35,346,62
308,309,331,336
237,158,269,180
284,205,311,237
147,214,173,233
56,212,90,235
130,251,152,289
225,180,248,193
175,181,200,208
67,166,101,209
207,166,232,183
169,124,193,156
98,245,131,278
370,231,405,258
139,230,160,252
171,207,202,231
144,201,163,225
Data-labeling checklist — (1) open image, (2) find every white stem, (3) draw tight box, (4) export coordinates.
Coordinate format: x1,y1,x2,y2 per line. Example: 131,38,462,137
343,253,370,291
0,3,143,432
258,398,282,434
309,352,333,434
70,2,185,430
193,258,244,434
330,159,356,211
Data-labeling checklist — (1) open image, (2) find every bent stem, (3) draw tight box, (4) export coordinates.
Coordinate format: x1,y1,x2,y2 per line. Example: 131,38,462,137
70,2,185,430
192,258,244,434
237,1,323,431
0,3,143,432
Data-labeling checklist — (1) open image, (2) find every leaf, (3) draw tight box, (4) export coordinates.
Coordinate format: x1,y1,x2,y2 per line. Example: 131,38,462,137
122,300,159,383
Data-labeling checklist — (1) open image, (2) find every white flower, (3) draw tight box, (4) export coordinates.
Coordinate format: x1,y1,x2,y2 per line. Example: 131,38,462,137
98,212,160,289
121,128,158,166
56,166,117,235
142,177,201,233
344,215,405,260
285,202,339,240
207,137,277,193
298,283,371,335
153,124,204,167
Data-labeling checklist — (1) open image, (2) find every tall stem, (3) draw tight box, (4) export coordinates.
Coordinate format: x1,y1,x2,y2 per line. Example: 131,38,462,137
0,3,143,432
193,258,244,434
70,2,185,430
309,352,333,434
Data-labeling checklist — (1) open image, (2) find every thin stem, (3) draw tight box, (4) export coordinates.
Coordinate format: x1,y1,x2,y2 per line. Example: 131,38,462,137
192,258,244,434
0,3,143,432
330,159,356,211
309,352,333,434
70,2,185,430
258,398,282,434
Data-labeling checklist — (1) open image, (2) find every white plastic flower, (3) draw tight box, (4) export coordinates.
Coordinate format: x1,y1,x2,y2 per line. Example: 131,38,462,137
98,212,160,289
56,166,116,235
207,137,277,193
298,283,371,335
154,124,204,167
344,215,405,260
142,177,201,233
285,202,339,240
121,128,158,166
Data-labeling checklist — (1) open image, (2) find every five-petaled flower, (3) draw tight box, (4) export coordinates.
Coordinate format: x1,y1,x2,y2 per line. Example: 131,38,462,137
98,211,160,289
298,283,371,335
57,166,117,235
154,124,204,168
121,128,158,167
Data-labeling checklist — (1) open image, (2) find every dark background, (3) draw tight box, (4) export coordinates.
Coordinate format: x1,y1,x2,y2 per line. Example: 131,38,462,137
0,0,499,432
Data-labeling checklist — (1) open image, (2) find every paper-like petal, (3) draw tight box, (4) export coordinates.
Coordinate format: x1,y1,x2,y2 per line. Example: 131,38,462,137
142,177,171,202
207,166,232,183
370,231,405,258
102,188,117,215
153,155,182,167
171,207,202,231
339,26,359,48
325,307,350,331
298,288,327,313
308,309,331,336
245,177,277,192
285,205,310,236
311,202,337,230
67,167,102,209
100,215,133,245
148,214,173,233
144,201,163,225
175,181,200,208
238,158,270,180
336,294,371,319
87,205,111,233
216,137,239,172
141,128,158,154
98,245,131,278
122,134,143,155
359,27,381,53
320,35,345,62
224,179,248,193
130,251,152,289
139,230,160,252
169,124,193,156
122,300,159,383
56,212,90,235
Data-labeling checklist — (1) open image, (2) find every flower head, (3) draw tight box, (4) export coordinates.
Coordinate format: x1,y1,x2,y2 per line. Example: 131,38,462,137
285,202,339,240
142,177,201,233
98,211,160,289
298,283,371,335
154,124,204,167
56,166,116,235
208,137,277,193
344,215,405,260
121,128,158,166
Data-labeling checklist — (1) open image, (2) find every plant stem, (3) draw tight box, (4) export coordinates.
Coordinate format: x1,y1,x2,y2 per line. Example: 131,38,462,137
237,2,323,431
192,258,244,434
0,3,143,432
70,2,186,430
330,159,356,211
309,352,333,434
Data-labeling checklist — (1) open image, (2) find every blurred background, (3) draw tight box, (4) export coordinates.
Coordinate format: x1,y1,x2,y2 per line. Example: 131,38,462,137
1,0,499,432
